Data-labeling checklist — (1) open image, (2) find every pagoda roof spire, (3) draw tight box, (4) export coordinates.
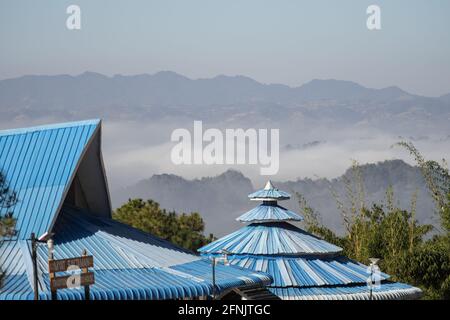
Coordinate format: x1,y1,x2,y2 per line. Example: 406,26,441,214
264,180,274,190
239,181,302,222
248,180,291,201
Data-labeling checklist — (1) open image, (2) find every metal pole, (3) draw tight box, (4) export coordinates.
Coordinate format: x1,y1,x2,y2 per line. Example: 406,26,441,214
212,257,216,300
31,233,39,300
368,258,379,301
369,265,373,300
47,238,57,300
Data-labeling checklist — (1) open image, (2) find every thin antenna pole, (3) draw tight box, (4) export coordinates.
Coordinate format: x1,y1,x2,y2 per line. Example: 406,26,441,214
212,257,216,300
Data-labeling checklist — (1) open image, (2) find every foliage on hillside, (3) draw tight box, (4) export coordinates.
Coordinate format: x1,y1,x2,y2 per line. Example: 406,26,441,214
298,145,450,299
113,198,215,252
0,171,17,288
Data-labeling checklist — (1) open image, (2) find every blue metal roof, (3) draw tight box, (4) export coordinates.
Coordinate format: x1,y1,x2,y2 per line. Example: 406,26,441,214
269,282,422,300
248,181,291,201
0,206,272,300
0,119,100,239
0,120,273,300
237,203,303,222
220,255,390,287
198,222,342,255
199,179,423,300
51,206,198,269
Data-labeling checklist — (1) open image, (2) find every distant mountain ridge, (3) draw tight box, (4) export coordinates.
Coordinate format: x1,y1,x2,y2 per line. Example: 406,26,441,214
112,159,437,236
440,92,450,103
0,71,416,107
1,71,448,213
1,71,448,138
0,71,433,113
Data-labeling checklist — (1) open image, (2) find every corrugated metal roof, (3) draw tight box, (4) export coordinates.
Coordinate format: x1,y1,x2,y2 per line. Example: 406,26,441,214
0,120,273,300
237,203,303,222
199,179,422,300
52,205,198,269
269,282,422,300
0,241,34,300
0,119,100,239
0,259,270,300
198,222,342,255
0,206,272,300
221,255,389,287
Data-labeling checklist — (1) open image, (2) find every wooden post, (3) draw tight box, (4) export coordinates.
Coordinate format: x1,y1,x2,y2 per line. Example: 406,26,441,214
82,249,90,301
49,268,57,300
47,239,57,300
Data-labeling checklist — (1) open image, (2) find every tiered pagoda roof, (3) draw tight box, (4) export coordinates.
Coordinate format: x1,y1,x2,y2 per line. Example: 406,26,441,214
199,180,422,300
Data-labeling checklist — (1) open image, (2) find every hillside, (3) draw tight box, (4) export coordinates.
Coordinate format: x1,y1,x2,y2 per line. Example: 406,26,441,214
112,159,437,236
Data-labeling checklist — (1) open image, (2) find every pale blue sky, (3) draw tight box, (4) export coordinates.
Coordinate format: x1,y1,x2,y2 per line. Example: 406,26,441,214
1,0,449,96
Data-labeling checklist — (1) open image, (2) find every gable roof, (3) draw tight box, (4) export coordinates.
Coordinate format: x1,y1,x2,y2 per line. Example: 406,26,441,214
0,119,109,240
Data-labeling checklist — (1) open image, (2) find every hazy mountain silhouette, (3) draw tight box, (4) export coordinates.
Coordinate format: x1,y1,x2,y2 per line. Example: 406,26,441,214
112,160,437,237
440,92,450,103
1,71,448,221
1,72,448,144
0,71,446,119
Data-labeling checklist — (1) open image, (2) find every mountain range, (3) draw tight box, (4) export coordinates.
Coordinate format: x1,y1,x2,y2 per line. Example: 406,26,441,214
0,71,448,227
111,159,437,237
0,72,449,129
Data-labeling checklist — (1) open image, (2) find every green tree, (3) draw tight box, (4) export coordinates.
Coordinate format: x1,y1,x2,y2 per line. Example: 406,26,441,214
392,238,450,299
395,141,450,232
394,142,450,298
298,154,449,299
0,170,17,288
113,198,214,252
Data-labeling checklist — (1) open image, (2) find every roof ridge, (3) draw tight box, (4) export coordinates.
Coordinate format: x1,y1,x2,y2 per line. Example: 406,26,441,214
0,119,101,136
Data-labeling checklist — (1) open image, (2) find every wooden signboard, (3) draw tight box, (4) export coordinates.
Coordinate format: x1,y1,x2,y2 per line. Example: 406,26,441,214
48,256,94,273
50,272,95,290
48,250,94,300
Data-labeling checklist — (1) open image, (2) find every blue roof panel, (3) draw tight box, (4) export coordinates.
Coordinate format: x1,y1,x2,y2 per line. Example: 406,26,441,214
269,282,422,300
224,255,390,287
0,206,272,300
198,222,342,255
248,189,291,201
237,203,304,222
0,120,100,239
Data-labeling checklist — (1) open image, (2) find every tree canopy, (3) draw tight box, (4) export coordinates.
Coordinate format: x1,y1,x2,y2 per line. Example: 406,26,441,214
298,145,450,299
113,198,214,252
0,170,17,287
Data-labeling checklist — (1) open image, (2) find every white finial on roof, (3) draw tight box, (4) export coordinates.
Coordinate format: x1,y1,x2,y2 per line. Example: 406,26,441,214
264,180,274,190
